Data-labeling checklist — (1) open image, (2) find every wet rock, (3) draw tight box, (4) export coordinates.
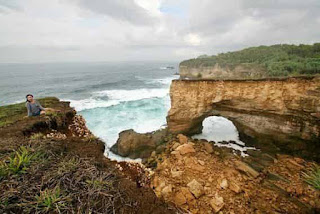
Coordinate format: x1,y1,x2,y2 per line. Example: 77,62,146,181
176,144,196,155
187,179,204,198
234,160,260,178
210,193,224,213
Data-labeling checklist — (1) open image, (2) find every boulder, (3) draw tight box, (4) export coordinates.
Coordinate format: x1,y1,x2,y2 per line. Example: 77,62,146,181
161,185,173,197
219,178,228,189
173,191,187,205
110,129,155,159
204,142,214,153
229,181,241,193
181,187,195,202
187,179,204,198
234,160,260,178
111,128,168,159
177,134,188,144
210,193,224,213
176,144,196,155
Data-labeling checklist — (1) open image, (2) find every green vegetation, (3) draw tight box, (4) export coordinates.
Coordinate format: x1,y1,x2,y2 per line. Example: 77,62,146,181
86,134,98,143
86,178,113,189
30,133,45,141
302,163,320,190
0,97,59,127
180,43,320,77
0,146,41,177
35,186,69,212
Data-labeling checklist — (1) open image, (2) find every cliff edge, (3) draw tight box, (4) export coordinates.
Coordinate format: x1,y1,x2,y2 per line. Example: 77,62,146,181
0,98,176,213
167,76,320,161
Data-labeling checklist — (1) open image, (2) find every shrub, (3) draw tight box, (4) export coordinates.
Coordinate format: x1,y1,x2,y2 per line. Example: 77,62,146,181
1,146,40,176
302,163,320,190
35,186,69,212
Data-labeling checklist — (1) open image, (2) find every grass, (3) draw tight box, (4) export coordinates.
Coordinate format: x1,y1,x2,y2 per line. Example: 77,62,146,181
35,186,69,213
30,133,45,141
57,157,79,175
0,97,60,127
86,134,98,143
86,178,113,189
302,163,320,190
0,146,41,177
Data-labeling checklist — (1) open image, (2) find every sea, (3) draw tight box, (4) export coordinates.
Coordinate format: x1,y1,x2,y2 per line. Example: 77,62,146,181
0,61,251,160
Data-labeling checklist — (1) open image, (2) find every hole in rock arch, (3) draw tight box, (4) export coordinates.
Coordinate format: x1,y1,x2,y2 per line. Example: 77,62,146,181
192,116,255,156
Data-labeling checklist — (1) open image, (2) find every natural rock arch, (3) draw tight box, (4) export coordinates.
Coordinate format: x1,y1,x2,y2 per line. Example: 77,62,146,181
167,77,320,160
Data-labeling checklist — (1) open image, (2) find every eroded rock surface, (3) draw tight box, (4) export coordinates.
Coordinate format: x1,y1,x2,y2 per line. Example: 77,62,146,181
167,76,320,160
149,135,320,213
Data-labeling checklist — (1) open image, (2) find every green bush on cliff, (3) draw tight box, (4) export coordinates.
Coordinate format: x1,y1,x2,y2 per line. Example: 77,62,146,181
180,43,320,77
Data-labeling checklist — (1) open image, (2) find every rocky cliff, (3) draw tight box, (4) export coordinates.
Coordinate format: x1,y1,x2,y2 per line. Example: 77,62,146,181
167,76,320,160
179,63,267,80
0,98,176,213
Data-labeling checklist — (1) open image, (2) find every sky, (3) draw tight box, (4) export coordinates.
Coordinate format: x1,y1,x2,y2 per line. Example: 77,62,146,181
0,0,319,63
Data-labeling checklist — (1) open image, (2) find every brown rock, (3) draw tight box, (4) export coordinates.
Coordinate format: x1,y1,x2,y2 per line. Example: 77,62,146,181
161,185,173,197
229,181,241,193
172,142,180,150
171,170,183,178
210,193,224,213
176,144,196,155
110,129,155,159
198,160,205,166
167,78,320,161
181,187,195,202
177,134,188,144
173,191,187,205
187,179,204,198
219,178,228,189
234,160,259,178
204,142,214,153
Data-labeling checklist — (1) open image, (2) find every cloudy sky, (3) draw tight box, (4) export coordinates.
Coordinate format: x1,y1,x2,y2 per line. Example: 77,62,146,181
0,0,319,63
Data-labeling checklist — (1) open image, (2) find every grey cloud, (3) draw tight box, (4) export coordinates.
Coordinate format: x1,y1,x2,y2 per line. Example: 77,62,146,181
77,0,156,25
0,0,21,11
182,0,320,46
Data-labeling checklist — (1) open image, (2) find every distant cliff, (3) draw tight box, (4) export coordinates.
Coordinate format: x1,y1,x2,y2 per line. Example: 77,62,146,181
180,43,320,79
167,76,320,161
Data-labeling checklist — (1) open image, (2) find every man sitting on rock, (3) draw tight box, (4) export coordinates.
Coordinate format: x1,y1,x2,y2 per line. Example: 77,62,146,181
25,94,56,117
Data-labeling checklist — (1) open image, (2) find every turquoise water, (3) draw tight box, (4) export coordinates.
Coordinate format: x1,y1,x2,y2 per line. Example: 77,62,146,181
0,62,178,159
1,62,248,159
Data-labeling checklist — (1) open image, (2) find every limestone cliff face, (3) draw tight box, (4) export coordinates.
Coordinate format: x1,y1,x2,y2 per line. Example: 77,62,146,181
179,64,267,79
167,76,320,160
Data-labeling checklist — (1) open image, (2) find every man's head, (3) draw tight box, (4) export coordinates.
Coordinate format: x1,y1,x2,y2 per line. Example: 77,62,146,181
26,94,34,102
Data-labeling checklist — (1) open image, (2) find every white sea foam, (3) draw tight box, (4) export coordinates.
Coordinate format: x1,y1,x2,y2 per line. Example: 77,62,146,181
136,75,176,86
95,88,169,101
67,98,120,112
192,116,255,157
68,88,169,111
